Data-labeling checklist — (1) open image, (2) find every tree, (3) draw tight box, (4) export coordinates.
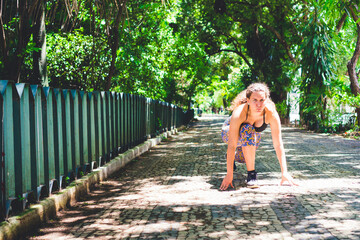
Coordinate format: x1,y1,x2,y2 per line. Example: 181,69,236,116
299,11,334,130
321,0,360,127
0,0,36,82
32,0,48,86
93,0,127,91
45,0,127,90
175,0,305,110
346,4,360,126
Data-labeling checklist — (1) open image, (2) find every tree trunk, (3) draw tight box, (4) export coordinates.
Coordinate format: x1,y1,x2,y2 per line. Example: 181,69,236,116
0,17,7,65
105,5,123,91
0,1,32,82
222,97,227,109
347,11,360,126
32,0,48,86
15,1,32,82
321,95,327,121
336,13,347,32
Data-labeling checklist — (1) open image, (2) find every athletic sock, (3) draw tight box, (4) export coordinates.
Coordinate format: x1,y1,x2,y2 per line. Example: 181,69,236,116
247,170,257,182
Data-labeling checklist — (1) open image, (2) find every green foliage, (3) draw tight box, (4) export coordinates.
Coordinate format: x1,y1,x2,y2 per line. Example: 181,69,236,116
46,31,111,90
64,176,70,185
111,1,168,97
17,195,25,201
194,51,245,111
157,117,163,128
299,9,335,131
319,75,358,132
332,76,360,108
2,0,360,133
275,100,290,120
183,0,297,118
244,26,292,103
106,1,212,109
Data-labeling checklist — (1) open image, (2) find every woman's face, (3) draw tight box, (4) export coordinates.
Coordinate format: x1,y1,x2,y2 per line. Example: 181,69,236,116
247,91,267,113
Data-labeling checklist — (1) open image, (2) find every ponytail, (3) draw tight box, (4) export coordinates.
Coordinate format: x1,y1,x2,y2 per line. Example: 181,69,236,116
229,90,247,111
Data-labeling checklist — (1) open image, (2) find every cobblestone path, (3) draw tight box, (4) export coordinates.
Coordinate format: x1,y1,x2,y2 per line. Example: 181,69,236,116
27,116,360,240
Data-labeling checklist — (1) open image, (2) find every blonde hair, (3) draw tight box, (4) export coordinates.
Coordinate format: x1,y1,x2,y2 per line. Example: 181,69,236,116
229,83,270,111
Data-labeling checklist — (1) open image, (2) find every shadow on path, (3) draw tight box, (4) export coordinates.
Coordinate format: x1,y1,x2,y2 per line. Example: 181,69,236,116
27,116,360,240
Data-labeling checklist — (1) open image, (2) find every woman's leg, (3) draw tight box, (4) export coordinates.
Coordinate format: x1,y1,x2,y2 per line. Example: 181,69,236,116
238,124,261,169
222,121,260,172
242,145,257,171
243,145,258,188
238,124,261,188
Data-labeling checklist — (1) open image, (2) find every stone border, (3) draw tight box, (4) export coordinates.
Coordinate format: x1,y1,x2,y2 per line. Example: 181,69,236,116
0,128,183,240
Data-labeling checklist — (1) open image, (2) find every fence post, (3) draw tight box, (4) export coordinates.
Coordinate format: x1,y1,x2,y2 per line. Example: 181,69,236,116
98,92,105,166
79,91,88,173
110,92,117,159
126,93,130,149
63,89,76,183
141,96,146,141
43,87,59,195
124,93,128,151
41,87,50,200
110,92,116,158
77,91,84,175
70,90,80,179
134,95,138,144
0,81,6,219
115,93,120,154
103,91,110,163
52,89,61,190
2,81,18,216
171,104,174,130
55,89,67,188
155,100,159,134
135,95,139,144
111,92,116,157
175,106,178,128
0,81,186,219
17,84,37,210
145,98,150,139
130,94,134,147
104,92,110,162
119,93,124,152
93,91,102,167
87,92,96,170
29,85,47,201
162,101,165,133
166,102,170,131
158,101,161,133
13,84,23,211
92,91,101,168
152,99,156,137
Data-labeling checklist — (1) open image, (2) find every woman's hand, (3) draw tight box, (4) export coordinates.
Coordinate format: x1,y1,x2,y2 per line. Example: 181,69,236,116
280,172,298,186
220,174,234,190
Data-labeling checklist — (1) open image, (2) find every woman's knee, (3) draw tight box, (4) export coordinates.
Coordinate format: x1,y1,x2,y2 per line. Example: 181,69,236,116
239,124,260,147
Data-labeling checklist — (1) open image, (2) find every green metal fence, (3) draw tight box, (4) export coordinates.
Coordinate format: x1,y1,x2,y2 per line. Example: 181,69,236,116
0,80,186,220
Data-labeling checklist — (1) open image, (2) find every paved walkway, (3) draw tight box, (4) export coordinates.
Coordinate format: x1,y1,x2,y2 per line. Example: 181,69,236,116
27,116,360,240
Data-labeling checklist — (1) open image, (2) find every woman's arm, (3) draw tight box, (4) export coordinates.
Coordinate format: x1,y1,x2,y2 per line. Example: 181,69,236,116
269,108,298,186
220,105,245,190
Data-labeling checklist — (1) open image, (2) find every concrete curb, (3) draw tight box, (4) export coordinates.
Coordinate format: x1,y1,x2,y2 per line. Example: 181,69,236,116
0,128,183,240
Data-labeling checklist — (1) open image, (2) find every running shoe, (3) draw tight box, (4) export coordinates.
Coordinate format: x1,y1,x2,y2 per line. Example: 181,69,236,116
246,171,259,189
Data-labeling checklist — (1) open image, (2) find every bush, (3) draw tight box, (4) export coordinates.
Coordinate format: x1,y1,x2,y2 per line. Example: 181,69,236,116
46,30,111,91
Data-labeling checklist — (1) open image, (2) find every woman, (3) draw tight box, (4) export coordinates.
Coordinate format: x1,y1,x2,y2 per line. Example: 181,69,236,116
220,83,297,190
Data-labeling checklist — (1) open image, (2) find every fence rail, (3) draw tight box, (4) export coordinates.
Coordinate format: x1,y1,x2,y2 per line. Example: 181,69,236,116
0,80,186,220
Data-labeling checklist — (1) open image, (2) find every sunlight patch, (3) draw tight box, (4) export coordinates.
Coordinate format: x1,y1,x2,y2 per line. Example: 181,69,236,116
172,206,191,212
